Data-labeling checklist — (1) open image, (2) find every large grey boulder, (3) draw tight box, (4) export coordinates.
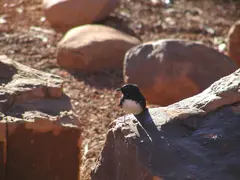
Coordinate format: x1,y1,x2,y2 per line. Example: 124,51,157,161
91,68,240,180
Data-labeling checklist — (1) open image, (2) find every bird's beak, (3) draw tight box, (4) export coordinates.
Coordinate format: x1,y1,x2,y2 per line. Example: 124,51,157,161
116,88,121,91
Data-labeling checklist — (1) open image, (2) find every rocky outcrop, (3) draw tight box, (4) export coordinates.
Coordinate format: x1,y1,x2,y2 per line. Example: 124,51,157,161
124,39,238,105
43,0,120,32
228,20,240,67
0,55,81,180
57,25,141,72
91,69,240,180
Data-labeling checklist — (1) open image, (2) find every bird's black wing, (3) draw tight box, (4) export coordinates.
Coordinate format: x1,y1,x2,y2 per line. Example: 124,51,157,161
138,95,146,109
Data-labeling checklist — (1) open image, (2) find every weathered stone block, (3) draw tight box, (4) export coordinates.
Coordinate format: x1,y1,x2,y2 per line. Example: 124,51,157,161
0,55,81,180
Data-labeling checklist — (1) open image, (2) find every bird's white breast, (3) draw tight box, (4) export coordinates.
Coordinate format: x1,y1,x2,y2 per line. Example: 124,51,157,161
122,99,142,115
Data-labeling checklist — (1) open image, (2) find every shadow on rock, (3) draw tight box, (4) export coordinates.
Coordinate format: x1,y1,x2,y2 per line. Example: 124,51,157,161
5,94,72,118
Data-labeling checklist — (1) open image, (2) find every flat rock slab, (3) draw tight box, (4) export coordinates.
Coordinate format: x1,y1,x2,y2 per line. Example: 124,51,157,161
0,55,81,180
91,69,240,180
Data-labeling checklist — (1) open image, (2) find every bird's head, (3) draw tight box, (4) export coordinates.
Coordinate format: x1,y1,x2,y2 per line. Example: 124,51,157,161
116,84,141,98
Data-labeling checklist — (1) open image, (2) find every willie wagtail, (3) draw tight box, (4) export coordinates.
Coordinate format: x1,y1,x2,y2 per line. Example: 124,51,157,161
116,84,146,115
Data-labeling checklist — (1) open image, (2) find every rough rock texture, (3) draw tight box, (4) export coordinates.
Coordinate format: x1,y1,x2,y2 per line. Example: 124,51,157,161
43,0,120,31
124,39,238,105
91,69,240,180
228,20,240,67
57,25,141,72
0,55,81,180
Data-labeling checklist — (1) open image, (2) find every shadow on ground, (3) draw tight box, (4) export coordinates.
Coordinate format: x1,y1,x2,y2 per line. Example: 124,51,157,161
69,69,124,89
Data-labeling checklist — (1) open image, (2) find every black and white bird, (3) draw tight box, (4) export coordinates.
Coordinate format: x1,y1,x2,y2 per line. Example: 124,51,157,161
116,84,147,116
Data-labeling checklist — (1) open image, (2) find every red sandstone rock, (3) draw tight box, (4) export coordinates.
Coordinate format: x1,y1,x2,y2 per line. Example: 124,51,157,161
123,39,238,106
57,25,141,72
43,0,120,32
